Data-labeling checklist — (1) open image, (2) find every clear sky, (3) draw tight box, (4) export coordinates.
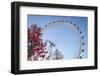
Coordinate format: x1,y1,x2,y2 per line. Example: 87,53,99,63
28,15,88,59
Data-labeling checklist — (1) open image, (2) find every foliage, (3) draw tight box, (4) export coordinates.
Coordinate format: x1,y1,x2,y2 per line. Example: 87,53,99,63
28,24,47,61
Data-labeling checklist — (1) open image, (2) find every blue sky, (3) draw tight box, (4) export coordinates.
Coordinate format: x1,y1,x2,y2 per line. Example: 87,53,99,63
28,15,88,59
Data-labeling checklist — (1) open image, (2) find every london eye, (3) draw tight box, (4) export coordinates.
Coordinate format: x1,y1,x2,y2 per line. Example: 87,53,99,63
42,20,85,59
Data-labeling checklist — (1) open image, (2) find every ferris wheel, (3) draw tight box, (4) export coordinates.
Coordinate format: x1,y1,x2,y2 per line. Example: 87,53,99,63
41,20,85,59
